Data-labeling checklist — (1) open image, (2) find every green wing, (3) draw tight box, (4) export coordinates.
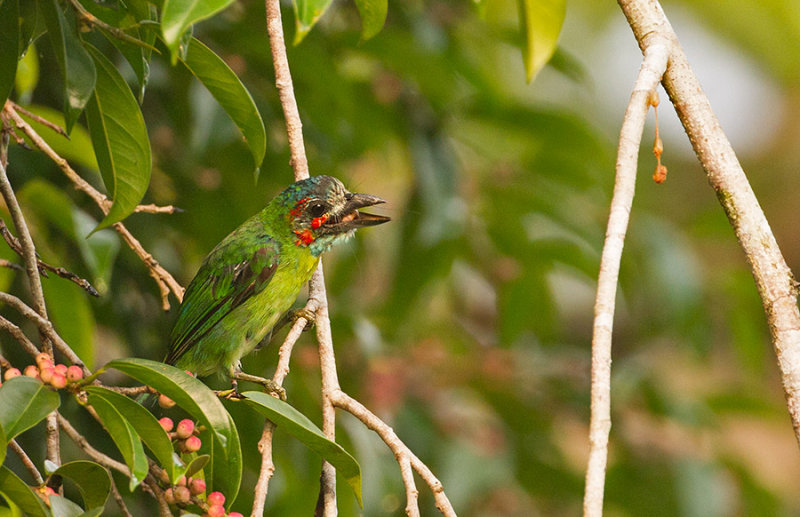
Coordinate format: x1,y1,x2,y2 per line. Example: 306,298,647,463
166,229,281,365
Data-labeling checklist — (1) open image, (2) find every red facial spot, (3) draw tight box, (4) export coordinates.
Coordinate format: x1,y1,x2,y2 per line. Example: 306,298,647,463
311,214,329,229
294,229,315,246
289,197,309,219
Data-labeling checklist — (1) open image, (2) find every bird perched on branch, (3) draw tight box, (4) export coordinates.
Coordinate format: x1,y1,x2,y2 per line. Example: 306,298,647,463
164,175,389,389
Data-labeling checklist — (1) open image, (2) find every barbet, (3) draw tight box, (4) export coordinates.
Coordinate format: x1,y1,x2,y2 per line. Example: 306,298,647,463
165,175,389,384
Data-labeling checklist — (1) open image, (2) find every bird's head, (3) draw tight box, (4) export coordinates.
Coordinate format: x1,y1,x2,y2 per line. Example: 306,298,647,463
280,176,390,256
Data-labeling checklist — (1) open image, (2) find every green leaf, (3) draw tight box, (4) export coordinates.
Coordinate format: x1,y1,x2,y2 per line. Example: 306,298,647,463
183,454,209,480
0,467,49,517
0,0,19,106
161,0,236,62
86,392,148,491
50,461,111,510
77,509,104,517
0,377,60,441
84,387,178,483
103,358,241,501
293,0,335,44
49,495,84,517
242,391,363,507
353,0,387,41
181,38,266,180
84,44,152,232
517,0,566,82
40,0,97,133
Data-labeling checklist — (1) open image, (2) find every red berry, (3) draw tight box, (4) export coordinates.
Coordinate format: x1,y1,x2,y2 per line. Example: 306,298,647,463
183,435,202,453
66,365,83,382
50,373,67,389
176,419,195,439
54,364,68,376
184,370,196,377
35,353,49,365
228,513,244,517
207,491,225,506
24,365,39,378
158,394,176,409
158,417,174,433
176,476,187,487
207,504,226,517
174,485,191,503
189,478,206,495
4,368,21,380
39,367,55,384
164,487,176,504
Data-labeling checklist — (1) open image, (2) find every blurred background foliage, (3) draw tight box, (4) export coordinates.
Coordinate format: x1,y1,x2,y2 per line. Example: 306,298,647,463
2,0,800,515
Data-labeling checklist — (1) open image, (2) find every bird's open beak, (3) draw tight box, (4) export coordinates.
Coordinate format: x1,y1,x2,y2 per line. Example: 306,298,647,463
333,193,391,230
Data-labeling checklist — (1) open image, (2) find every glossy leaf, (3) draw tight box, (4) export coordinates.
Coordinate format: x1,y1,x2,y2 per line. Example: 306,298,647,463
293,0,335,44
103,358,241,501
0,0,19,106
40,0,97,133
242,391,363,507
161,0,236,61
183,454,209,480
0,377,60,441
86,392,148,490
77,509,104,517
181,38,266,179
50,461,111,510
84,44,152,232
84,386,178,483
19,0,45,58
354,0,387,41
0,467,49,517
49,495,84,517
517,0,566,82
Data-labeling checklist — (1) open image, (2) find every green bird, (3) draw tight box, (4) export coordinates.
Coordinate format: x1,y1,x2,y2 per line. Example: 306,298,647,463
165,175,389,385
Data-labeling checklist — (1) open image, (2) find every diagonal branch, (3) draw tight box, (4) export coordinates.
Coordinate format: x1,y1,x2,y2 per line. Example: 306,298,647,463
583,35,670,517
618,0,800,444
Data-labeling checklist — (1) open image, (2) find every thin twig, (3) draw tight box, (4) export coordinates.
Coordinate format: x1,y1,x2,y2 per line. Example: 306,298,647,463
329,390,456,516
0,219,100,296
64,0,158,51
58,413,130,475
583,36,670,517
399,457,420,517
4,103,185,309
9,439,44,484
10,104,68,138
0,291,91,376
109,478,134,517
134,203,183,215
0,314,41,358
0,258,24,272
618,0,800,445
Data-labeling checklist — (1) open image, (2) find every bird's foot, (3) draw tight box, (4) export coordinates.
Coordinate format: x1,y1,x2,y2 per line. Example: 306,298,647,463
214,388,245,400
232,371,287,401
289,307,317,330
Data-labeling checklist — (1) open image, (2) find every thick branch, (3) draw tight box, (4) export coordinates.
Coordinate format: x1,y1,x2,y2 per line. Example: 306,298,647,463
583,37,670,517
618,0,800,444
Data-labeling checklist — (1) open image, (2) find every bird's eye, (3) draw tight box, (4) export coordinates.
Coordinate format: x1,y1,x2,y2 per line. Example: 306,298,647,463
308,202,327,218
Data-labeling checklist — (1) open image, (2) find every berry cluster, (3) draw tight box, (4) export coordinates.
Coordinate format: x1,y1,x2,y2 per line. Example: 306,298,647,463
2,353,83,389
161,475,241,517
158,418,202,453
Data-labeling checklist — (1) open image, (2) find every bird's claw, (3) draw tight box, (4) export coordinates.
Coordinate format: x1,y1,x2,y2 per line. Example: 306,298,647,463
290,307,316,330
214,388,245,400
261,380,287,401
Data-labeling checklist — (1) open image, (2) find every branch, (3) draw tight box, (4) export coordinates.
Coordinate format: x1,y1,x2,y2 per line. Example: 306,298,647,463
0,313,42,358
3,102,185,309
618,0,800,443
9,439,44,484
583,36,670,517
0,219,100,296
109,477,134,517
329,390,456,516
58,413,130,475
0,291,91,376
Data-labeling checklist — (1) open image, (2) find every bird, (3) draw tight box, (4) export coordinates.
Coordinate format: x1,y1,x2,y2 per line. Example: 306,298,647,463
164,175,389,389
